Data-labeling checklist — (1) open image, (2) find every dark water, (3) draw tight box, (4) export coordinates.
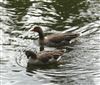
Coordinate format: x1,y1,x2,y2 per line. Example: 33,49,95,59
0,0,100,85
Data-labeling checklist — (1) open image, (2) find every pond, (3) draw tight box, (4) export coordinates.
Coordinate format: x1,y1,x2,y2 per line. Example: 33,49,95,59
0,0,100,85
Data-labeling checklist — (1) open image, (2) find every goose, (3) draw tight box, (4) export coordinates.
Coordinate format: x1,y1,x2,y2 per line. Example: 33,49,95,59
31,26,80,48
25,50,64,66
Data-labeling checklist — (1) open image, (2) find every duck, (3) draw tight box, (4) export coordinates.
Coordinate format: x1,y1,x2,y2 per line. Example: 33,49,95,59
30,26,80,48
25,50,64,66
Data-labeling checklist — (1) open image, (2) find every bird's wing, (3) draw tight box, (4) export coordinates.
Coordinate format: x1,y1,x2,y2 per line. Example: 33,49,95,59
45,33,65,43
45,33,79,43
37,51,63,62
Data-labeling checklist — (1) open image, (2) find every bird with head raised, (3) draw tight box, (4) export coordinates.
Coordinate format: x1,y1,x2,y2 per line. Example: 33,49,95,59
31,26,80,48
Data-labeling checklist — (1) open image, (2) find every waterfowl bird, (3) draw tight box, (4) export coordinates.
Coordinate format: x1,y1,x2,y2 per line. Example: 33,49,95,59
31,26,80,48
25,50,64,66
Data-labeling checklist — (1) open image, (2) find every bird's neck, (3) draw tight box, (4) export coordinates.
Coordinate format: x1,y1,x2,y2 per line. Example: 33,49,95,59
31,55,37,60
30,53,37,59
39,39,44,51
38,30,45,51
38,30,44,40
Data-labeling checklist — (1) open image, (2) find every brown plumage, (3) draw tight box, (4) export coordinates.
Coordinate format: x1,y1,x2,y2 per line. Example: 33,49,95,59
25,50,64,65
31,26,80,47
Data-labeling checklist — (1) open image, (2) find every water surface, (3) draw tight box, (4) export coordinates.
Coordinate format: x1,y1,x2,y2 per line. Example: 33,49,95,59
0,0,100,85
